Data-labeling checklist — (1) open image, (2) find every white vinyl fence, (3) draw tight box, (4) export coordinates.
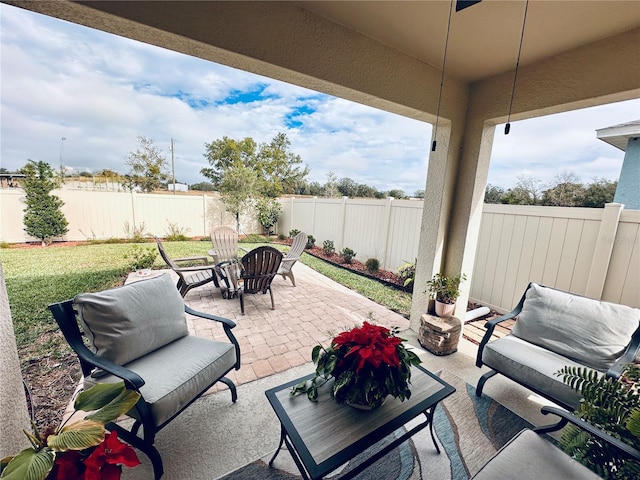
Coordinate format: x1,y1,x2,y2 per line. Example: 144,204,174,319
1,188,638,311
0,189,260,243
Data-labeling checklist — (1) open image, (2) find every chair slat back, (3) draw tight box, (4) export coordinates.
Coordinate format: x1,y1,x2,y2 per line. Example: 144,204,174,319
241,246,283,294
210,226,239,263
281,232,307,273
156,238,178,269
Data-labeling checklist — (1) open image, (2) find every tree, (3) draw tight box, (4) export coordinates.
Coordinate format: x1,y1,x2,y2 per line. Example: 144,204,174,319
413,189,425,199
582,178,617,208
20,160,68,245
337,177,358,197
386,189,407,199
542,171,585,206
515,175,544,205
356,183,379,198
255,197,282,235
125,135,169,192
219,164,258,232
323,171,339,198
190,181,216,192
201,132,309,198
484,184,505,203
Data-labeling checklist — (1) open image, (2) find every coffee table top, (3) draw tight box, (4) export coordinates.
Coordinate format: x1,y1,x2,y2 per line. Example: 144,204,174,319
265,365,455,479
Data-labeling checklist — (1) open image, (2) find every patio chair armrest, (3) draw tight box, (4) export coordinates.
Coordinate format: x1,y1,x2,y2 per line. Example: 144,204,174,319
476,283,531,367
173,255,209,265
535,406,640,461
282,255,300,263
607,323,640,379
86,354,146,391
173,264,214,273
185,305,241,368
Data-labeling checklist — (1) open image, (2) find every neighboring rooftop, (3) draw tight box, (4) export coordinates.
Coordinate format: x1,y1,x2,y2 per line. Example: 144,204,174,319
596,119,640,151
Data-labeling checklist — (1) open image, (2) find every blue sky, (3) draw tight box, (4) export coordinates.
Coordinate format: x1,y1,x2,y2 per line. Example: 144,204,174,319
1,4,638,194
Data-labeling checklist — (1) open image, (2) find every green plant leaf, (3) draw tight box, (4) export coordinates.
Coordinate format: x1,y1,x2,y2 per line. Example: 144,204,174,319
85,388,140,424
74,382,128,412
0,448,54,480
47,419,105,451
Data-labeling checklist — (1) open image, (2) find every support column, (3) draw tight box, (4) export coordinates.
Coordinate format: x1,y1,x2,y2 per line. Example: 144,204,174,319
0,263,30,458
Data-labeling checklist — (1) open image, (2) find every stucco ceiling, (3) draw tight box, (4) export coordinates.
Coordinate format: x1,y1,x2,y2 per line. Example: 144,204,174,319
299,0,640,82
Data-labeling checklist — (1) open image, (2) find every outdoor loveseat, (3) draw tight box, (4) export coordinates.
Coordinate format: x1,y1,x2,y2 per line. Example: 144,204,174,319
49,273,241,479
476,282,640,410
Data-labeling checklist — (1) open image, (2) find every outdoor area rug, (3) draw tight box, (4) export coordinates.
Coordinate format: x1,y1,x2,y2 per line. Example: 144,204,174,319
219,370,534,480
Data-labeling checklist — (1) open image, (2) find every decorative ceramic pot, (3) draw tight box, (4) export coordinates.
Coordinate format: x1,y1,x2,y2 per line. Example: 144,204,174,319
435,300,455,317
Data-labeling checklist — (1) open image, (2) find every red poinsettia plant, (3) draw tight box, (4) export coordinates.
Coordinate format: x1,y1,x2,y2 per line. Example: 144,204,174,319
1,382,141,480
291,321,422,409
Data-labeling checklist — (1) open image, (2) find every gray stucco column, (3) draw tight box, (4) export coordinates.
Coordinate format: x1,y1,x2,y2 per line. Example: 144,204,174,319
0,262,30,458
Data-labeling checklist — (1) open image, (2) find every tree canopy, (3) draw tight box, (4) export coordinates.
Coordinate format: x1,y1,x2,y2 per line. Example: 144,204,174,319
125,135,169,192
201,132,309,198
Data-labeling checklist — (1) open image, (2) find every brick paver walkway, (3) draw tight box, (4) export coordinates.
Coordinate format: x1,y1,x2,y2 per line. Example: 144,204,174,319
131,263,410,393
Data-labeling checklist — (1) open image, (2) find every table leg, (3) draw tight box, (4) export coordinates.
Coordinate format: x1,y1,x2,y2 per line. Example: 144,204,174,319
268,424,312,480
427,407,440,454
268,424,286,467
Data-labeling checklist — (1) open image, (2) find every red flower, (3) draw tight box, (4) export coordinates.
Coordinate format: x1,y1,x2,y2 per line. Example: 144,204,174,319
83,431,140,480
49,451,85,480
333,322,402,372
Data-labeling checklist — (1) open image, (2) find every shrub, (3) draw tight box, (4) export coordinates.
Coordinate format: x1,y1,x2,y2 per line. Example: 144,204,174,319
397,260,416,289
305,235,316,249
256,197,282,235
124,244,157,270
340,247,356,264
365,258,380,273
165,222,190,241
289,228,301,238
277,233,286,241
322,240,335,255
124,221,149,243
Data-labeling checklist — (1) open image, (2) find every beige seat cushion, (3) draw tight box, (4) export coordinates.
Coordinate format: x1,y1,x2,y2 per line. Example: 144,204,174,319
74,273,188,366
84,335,237,427
471,429,601,479
511,283,640,371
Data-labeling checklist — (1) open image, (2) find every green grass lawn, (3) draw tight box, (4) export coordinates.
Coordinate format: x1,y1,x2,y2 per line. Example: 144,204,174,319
1,240,412,364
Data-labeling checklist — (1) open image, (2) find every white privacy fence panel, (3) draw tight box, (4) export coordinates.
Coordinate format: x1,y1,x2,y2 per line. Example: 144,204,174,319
2,187,637,310
0,189,260,243
471,204,639,311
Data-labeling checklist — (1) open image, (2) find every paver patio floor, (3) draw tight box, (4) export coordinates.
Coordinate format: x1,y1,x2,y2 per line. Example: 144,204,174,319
130,262,411,393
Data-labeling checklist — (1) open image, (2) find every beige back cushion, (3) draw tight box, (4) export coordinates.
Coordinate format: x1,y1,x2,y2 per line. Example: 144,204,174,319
511,283,640,371
74,273,188,365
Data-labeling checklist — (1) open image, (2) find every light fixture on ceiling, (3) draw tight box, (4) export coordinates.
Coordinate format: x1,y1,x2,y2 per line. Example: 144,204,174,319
505,0,530,135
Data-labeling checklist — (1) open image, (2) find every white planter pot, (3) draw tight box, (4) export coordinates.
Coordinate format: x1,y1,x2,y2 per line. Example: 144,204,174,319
435,300,456,317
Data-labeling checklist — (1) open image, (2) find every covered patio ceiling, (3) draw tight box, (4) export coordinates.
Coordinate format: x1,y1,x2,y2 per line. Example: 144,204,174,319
4,0,639,327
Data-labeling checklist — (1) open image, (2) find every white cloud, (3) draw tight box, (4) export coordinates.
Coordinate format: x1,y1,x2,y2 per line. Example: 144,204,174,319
1,4,637,196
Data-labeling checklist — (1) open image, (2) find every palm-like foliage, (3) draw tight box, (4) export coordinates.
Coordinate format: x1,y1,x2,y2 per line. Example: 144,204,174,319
557,365,640,479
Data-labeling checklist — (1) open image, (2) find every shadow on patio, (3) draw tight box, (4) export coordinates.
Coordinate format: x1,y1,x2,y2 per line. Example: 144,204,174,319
119,262,553,479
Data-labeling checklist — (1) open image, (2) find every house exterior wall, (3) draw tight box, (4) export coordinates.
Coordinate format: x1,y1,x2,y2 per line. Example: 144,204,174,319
614,137,640,209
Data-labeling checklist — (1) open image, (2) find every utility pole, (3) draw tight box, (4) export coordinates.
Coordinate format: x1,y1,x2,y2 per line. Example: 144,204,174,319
170,138,175,195
59,137,66,179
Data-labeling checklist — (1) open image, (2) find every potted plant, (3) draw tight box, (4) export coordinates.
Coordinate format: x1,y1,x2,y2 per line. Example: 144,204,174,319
290,321,422,409
425,272,467,317
0,382,141,480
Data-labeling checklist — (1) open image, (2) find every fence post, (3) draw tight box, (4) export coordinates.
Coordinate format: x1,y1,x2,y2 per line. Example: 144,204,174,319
585,203,624,299
311,196,317,236
203,194,208,236
340,196,348,250
290,196,295,234
381,197,394,270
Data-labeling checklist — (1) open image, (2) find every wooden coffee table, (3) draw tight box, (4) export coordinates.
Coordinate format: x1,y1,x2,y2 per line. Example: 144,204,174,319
265,365,455,480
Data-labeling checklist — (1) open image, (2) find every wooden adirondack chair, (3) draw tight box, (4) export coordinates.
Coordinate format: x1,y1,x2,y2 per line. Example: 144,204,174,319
239,246,283,314
208,225,239,264
155,238,218,297
278,232,307,286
